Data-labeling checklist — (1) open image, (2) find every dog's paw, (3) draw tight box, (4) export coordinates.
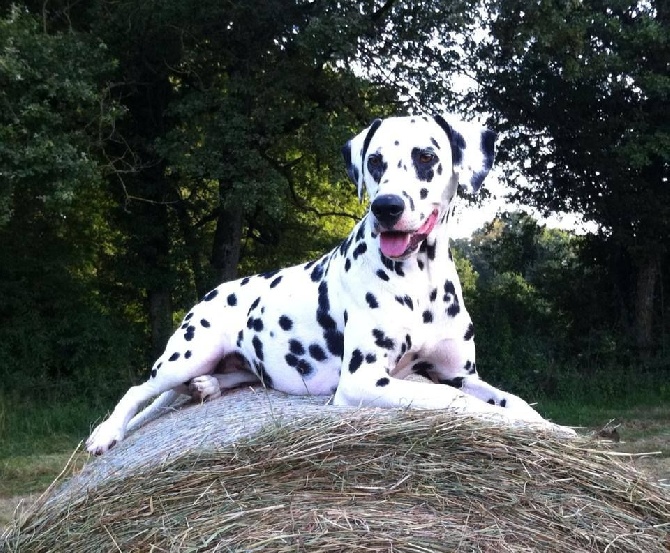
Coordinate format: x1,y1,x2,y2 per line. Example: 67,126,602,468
86,421,124,456
496,395,546,423
189,375,222,402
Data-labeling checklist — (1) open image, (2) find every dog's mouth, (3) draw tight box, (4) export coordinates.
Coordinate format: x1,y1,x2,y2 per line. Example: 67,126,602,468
379,210,439,259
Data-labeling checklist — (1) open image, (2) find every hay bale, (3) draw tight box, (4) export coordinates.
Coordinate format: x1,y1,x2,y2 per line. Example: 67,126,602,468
3,387,669,552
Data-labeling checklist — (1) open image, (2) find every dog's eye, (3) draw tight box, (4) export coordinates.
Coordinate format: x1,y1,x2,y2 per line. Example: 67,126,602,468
368,154,383,167
419,152,435,164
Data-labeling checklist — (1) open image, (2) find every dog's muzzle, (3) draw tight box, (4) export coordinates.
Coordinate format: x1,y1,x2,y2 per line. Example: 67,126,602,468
371,194,439,258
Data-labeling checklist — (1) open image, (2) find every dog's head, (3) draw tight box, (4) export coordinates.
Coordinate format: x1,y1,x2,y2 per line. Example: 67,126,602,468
342,114,496,259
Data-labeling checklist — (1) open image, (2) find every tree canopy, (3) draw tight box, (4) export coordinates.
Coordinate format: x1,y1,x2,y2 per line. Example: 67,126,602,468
472,0,669,351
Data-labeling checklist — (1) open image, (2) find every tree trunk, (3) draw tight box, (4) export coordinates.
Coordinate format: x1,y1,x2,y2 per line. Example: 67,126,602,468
174,199,208,299
633,252,660,355
148,287,173,359
211,207,243,283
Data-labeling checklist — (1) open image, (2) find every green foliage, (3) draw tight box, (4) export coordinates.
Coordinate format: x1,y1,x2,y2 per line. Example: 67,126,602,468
0,7,120,225
456,210,670,403
472,0,670,352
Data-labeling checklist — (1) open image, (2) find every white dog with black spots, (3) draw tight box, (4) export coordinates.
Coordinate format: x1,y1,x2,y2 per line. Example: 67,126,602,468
87,114,574,455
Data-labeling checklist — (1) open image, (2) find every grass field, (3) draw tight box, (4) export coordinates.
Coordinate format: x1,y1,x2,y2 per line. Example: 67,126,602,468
1,399,669,534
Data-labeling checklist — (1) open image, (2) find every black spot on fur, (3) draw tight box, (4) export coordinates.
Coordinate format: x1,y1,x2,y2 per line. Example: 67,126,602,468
394,295,414,310
248,297,261,315
260,269,279,279
184,350,192,359
297,359,313,376
376,377,390,387
252,335,264,361
203,289,218,301
310,263,324,282
325,329,344,358
285,353,298,367
227,293,237,306
236,330,243,347
372,329,395,350
429,288,438,302
376,269,389,281
151,369,157,378
168,352,180,362
343,310,348,325
487,398,495,405
184,313,194,321
344,258,351,272
317,310,337,331
380,254,405,277
269,276,283,288
304,259,316,270
464,323,475,341
422,310,433,323
440,377,464,388
309,344,327,362
318,281,330,312
241,277,251,286
279,315,293,331
355,222,366,242
348,349,364,373
184,326,195,341
426,241,436,261
443,280,461,317
365,353,377,363
365,292,379,308
289,339,305,356
352,242,367,259
338,236,353,256
401,190,415,211
200,319,210,328
500,398,507,408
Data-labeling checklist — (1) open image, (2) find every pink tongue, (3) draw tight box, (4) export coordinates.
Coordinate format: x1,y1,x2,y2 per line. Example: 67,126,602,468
380,233,411,257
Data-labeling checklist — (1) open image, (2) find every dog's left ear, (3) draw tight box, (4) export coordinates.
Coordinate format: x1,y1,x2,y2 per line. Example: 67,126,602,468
433,114,496,194
342,119,383,202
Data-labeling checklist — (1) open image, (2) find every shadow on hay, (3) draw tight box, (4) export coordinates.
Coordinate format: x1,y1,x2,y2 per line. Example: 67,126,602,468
2,387,669,552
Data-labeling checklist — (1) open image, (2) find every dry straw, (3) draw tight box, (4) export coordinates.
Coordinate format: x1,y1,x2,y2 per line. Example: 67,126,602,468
2,391,669,552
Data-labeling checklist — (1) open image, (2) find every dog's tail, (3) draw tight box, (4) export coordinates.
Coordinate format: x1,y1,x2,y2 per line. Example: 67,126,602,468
126,390,183,434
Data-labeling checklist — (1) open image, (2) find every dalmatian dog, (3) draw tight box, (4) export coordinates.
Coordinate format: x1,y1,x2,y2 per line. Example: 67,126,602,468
87,114,573,455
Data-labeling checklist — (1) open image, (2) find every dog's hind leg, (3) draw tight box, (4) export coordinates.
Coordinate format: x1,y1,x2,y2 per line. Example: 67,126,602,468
86,331,230,455
125,390,182,434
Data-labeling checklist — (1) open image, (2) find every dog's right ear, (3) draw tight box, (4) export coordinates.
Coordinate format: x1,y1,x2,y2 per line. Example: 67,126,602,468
342,119,382,202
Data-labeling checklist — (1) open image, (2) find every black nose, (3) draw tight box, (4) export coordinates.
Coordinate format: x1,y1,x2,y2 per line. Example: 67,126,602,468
371,194,405,228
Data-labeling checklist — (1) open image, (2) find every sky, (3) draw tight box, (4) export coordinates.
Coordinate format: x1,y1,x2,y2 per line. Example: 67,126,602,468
449,169,599,239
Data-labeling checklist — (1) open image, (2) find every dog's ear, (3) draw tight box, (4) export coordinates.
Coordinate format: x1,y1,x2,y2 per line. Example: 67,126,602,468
433,114,496,194
342,118,383,202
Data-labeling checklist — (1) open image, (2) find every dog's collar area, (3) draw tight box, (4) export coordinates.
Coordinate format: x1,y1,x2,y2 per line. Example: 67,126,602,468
379,209,439,259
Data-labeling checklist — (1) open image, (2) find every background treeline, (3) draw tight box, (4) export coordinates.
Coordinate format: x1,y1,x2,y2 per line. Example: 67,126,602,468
0,0,668,441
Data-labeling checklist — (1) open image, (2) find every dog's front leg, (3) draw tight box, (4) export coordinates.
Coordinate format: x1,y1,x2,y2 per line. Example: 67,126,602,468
424,335,576,435
332,321,508,417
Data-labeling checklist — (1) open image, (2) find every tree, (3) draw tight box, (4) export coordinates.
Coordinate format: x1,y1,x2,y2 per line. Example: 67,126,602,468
474,0,670,354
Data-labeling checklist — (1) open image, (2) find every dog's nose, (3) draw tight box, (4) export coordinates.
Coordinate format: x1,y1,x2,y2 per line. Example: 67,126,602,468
371,194,405,228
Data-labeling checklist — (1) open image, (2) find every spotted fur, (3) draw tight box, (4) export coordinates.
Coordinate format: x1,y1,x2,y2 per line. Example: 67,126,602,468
87,114,573,455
